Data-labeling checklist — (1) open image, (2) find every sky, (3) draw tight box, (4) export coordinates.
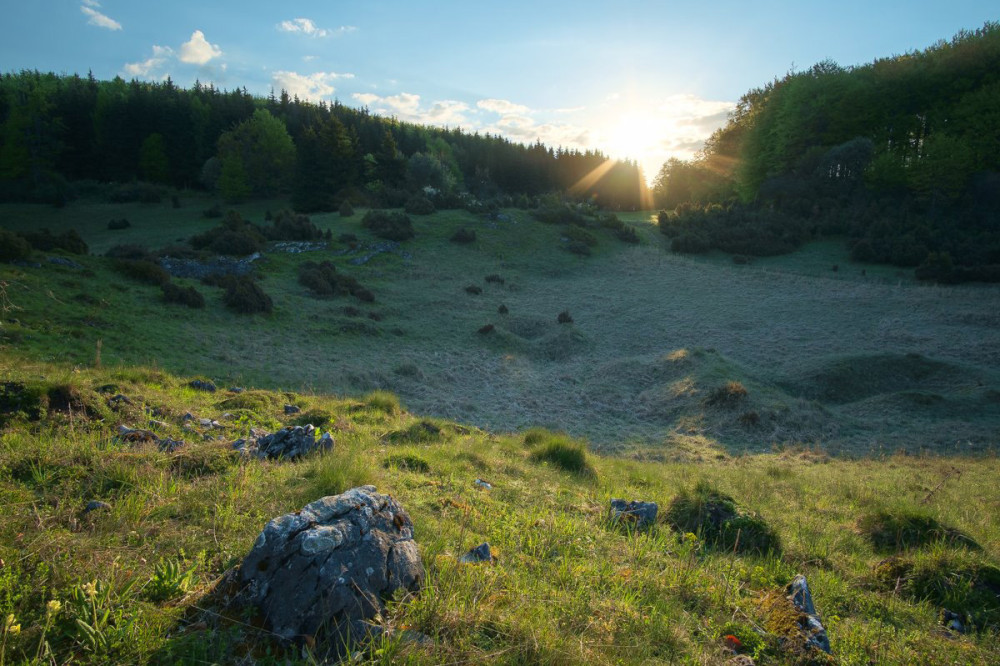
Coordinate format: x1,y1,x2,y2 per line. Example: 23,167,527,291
3,1,997,180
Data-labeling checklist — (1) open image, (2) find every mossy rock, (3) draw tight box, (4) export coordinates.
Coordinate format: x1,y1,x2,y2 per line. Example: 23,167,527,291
665,480,780,554
756,591,834,665
857,510,980,552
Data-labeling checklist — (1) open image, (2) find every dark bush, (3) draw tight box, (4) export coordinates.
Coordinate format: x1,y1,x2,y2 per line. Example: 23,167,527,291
297,261,373,302
202,204,223,218
465,285,482,295
263,210,325,241
858,510,980,552
450,227,477,244
615,226,640,243
107,181,164,204
190,211,265,256
705,381,749,408
404,195,435,215
557,310,573,324
171,195,181,209
666,480,780,554
484,274,505,285
162,283,205,308
478,324,495,334
21,228,88,255
113,259,171,286
362,210,414,241
564,226,598,247
107,218,131,230
533,205,586,225
528,433,593,475
497,304,509,315
0,229,32,262
339,201,355,217
383,454,430,473
222,275,273,314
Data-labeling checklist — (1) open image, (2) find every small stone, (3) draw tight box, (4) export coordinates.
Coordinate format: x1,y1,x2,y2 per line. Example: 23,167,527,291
188,379,217,392
199,418,212,426
183,412,194,421
609,498,658,529
158,438,185,453
284,404,301,415
84,500,111,513
459,542,493,563
474,478,493,490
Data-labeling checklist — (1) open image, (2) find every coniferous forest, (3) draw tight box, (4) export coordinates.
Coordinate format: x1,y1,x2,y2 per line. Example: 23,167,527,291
652,23,1000,283
0,72,645,211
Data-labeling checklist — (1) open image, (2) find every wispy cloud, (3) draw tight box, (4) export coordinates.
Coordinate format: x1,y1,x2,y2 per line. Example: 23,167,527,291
123,45,173,79
179,30,222,65
80,2,122,31
353,92,470,126
273,71,353,101
477,98,530,116
277,18,357,38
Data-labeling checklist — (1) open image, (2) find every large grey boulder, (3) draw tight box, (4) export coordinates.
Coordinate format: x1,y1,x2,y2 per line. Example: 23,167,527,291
236,486,423,645
235,424,333,459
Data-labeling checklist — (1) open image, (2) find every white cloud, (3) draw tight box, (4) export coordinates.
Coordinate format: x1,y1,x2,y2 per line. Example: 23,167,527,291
277,18,357,38
123,45,173,79
179,30,222,65
272,71,353,101
353,93,470,126
477,98,530,116
81,4,122,31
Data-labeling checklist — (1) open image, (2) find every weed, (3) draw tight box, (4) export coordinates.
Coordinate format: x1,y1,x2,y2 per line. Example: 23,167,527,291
145,555,198,602
705,381,749,408
363,390,402,415
528,432,593,475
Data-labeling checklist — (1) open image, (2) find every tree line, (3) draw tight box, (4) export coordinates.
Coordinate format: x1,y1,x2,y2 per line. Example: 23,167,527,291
0,72,645,211
652,22,1000,282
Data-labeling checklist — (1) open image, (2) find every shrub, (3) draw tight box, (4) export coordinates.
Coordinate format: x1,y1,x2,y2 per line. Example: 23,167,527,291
362,210,414,241
383,454,430,473
202,204,223,218
113,259,171,286
0,229,32,262
339,201,355,217
189,211,265,256
857,510,980,552
564,226,598,247
484,274,505,285
221,275,273,314
21,228,88,255
450,227,477,244
533,205,586,225
465,285,482,295
297,261,373,302
263,210,325,241
386,420,442,444
615,226,640,243
528,433,593,475
557,310,573,324
404,195,435,215
162,283,205,308
665,480,780,554
705,381,748,408
363,390,402,415
478,324,495,334
497,304,509,315
107,218,131,230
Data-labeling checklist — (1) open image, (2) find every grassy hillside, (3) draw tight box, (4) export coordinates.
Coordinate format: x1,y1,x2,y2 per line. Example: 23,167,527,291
1,194,999,454
0,360,997,665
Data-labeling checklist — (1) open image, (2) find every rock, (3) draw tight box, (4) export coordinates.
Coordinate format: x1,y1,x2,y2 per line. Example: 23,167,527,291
84,500,111,513
48,256,83,269
183,412,194,421
198,418,213,426
248,425,333,460
159,254,259,280
786,575,831,654
284,404,301,415
148,419,169,429
188,379,217,393
228,387,245,393
942,609,965,633
724,657,755,666
459,542,493,563
474,478,492,490
235,485,423,646
117,425,158,444
158,437,185,453
107,393,133,406
609,498,658,529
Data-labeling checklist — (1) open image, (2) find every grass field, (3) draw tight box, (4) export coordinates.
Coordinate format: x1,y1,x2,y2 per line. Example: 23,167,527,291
2,194,998,455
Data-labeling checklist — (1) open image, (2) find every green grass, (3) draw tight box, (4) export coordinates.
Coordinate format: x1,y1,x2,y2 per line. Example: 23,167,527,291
0,361,997,664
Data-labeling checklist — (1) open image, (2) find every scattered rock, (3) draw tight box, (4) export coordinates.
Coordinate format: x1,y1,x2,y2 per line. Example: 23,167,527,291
117,425,158,444
272,241,328,253
234,485,423,646
48,256,83,269
228,386,245,393
474,478,493,490
199,418,212,427
188,380,217,393
284,404,301,415
786,575,831,654
183,412,194,421
942,609,965,633
84,500,111,513
459,542,493,563
159,254,259,280
241,425,333,459
609,498,658,529
147,419,169,429
107,394,133,407
158,437,185,453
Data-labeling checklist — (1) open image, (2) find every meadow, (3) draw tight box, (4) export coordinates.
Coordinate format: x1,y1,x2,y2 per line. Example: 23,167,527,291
1,193,999,664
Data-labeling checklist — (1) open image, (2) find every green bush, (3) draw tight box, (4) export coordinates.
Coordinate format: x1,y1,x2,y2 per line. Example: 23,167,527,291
161,283,205,308
858,510,980,552
527,431,592,475
0,229,32,262
189,211,265,256
221,276,273,314
564,226,598,247
404,195,435,215
21,228,88,255
297,261,373,302
362,210,415,241
363,390,402,415
113,259,171,286
665,480,780,554
263,210,327,241
339,201,355,217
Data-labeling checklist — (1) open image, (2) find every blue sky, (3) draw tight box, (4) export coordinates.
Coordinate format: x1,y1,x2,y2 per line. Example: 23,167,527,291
3,1,997,178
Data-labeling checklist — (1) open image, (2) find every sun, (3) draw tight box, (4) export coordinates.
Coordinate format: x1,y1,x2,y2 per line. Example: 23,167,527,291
607,112,663,163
